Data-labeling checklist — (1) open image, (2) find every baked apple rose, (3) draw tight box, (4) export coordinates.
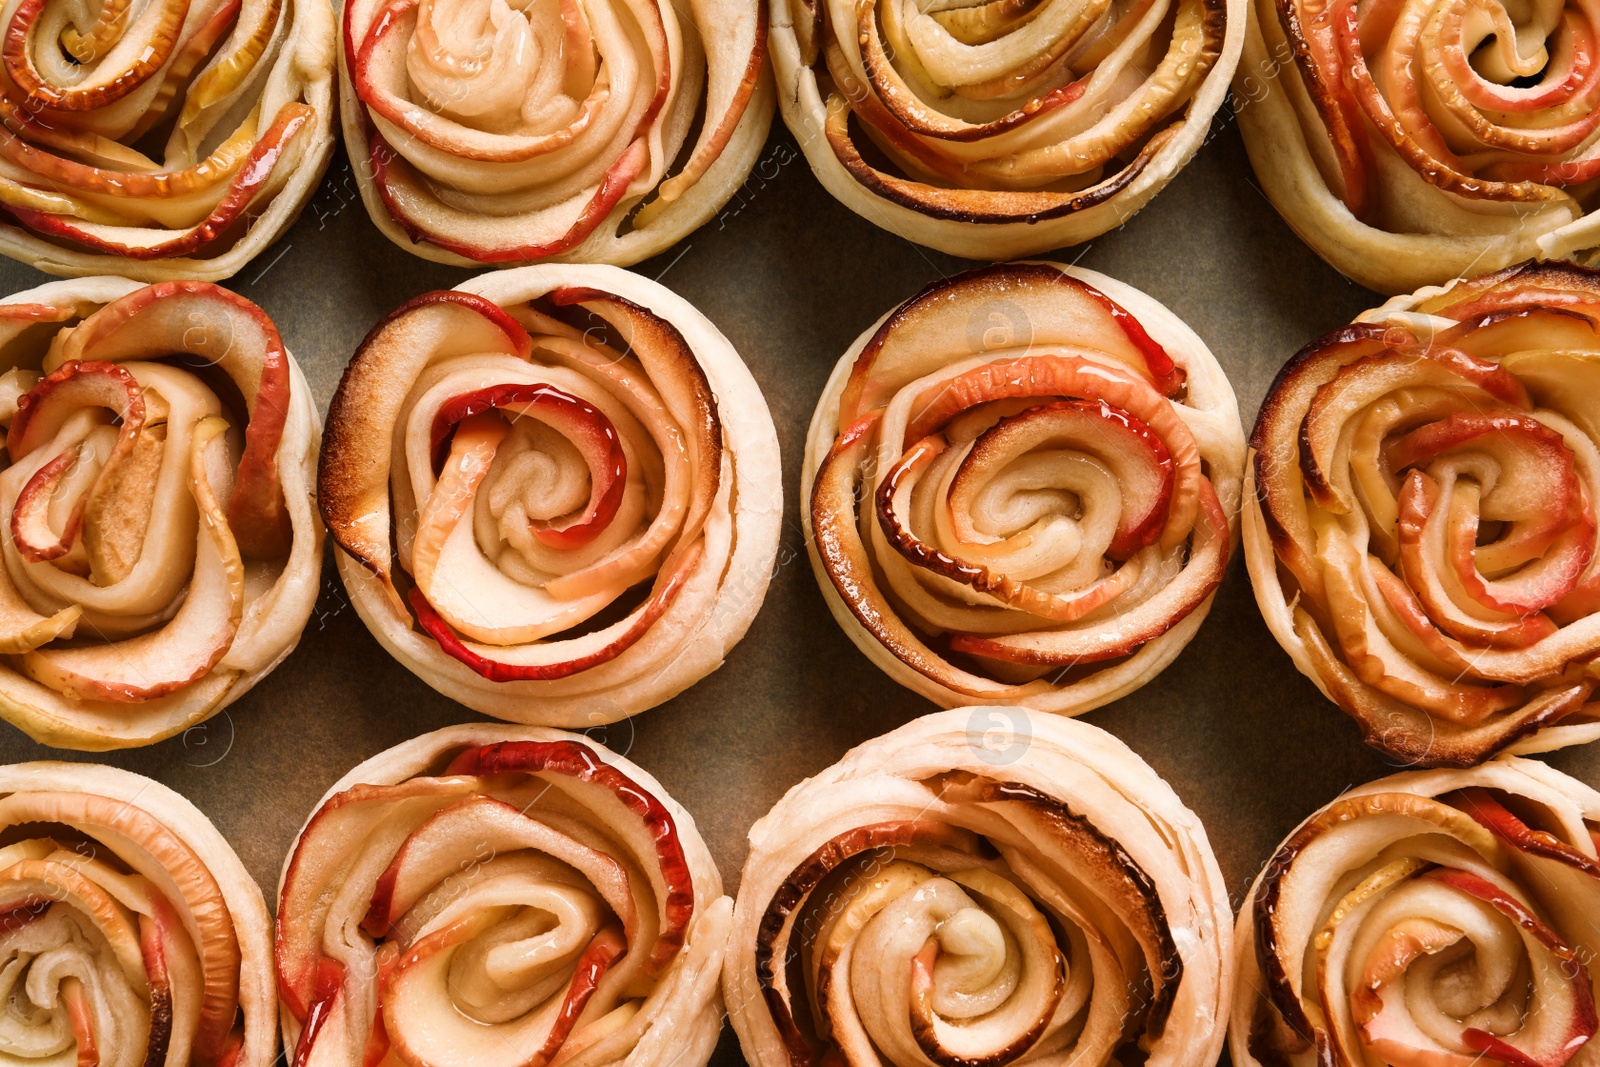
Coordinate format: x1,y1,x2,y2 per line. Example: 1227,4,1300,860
0,277,321,751
340,0,773,267
1233,756,1600,1067
1236,0,1600,293
1245,260,1600,766
769,0,1243,259
320,264,781,724
803,262,1245,716
724,706,1234,1067
0,760,276,1066
0,0,335,281
276,723,730,1067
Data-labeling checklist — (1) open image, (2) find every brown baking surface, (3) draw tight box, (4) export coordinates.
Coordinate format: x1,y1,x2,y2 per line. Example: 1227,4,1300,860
0,118,1584,1065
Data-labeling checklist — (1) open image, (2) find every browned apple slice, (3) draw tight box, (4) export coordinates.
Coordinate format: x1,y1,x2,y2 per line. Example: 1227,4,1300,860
21,418,244,702
319,291,532,601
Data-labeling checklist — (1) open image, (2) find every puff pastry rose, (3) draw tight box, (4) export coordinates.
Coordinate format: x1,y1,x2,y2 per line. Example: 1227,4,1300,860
803,261,1245,716
1245,260,1600,766
340,0,773,267
1233,756,1600,1067
276,723,730,1067
0,760,276,1066
770,0,1243,258
0,277,321,751
1235,0,1600,293
0,0,335,280
320,263,781,725
725,706,1233,1067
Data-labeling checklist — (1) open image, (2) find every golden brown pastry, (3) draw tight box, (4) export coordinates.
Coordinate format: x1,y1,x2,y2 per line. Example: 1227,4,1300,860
1234,756,1600,1067
0,760,276,1066
1235,0,1600,293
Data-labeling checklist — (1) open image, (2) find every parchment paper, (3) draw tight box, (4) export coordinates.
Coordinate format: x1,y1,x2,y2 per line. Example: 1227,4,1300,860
0,114,1581,1065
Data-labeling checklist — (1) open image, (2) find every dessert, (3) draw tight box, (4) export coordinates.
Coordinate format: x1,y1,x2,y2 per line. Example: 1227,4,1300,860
276,723,730,1067
0,277,321,749
320,264,781,724
804,261,1245,715
340,0,773,266
726,706,1234,1067
769,0,1244,257
0,0,336,280
1234,756,1600,1067
0,760,276,1066
1246,260,1600,764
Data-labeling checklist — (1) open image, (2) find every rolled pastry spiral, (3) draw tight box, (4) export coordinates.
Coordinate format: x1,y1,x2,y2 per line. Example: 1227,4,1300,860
0,277,321,751
1233,756,1600,1067
1246,259,1600,766
0,761,276,1067
1235,0,1600,293
276,722,730,1067
0,0,335,280
769,0,1243,259
725,706,1233,1067
340,0,774,267
803,261,1245,716
319,263,782,725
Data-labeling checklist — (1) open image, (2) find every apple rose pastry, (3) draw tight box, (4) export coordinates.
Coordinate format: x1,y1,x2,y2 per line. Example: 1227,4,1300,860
1236,0,1600,293
725,706,1234,1067
276,722,730,1067
320,263,781,724
0,760,276,1066
340,0,773,268
0,0,335,281
803,262,1245,716
1245,260,1600,766
1233,756,1600,1067
0,277,321,751
769,0,1243,259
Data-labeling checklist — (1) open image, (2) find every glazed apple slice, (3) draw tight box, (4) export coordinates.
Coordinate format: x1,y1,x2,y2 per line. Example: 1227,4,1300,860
7,360,143,464
320,291,532,603
20,417,244,702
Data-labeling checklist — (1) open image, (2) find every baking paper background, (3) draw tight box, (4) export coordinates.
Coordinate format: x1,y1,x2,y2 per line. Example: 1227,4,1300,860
0,114,1582,1065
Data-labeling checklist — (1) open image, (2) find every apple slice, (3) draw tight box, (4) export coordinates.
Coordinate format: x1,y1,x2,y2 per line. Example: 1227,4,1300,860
55,280,298,560
7,360,143,464
3,104,315,263
837,264,1185,425
1424,867,1597,1067
407,540,700,681
359,795,637,943
900,354,1200,549
21,417,244,702
320,291,532,603
947,398,1174,560
443,740,694,974
429,384,628,550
